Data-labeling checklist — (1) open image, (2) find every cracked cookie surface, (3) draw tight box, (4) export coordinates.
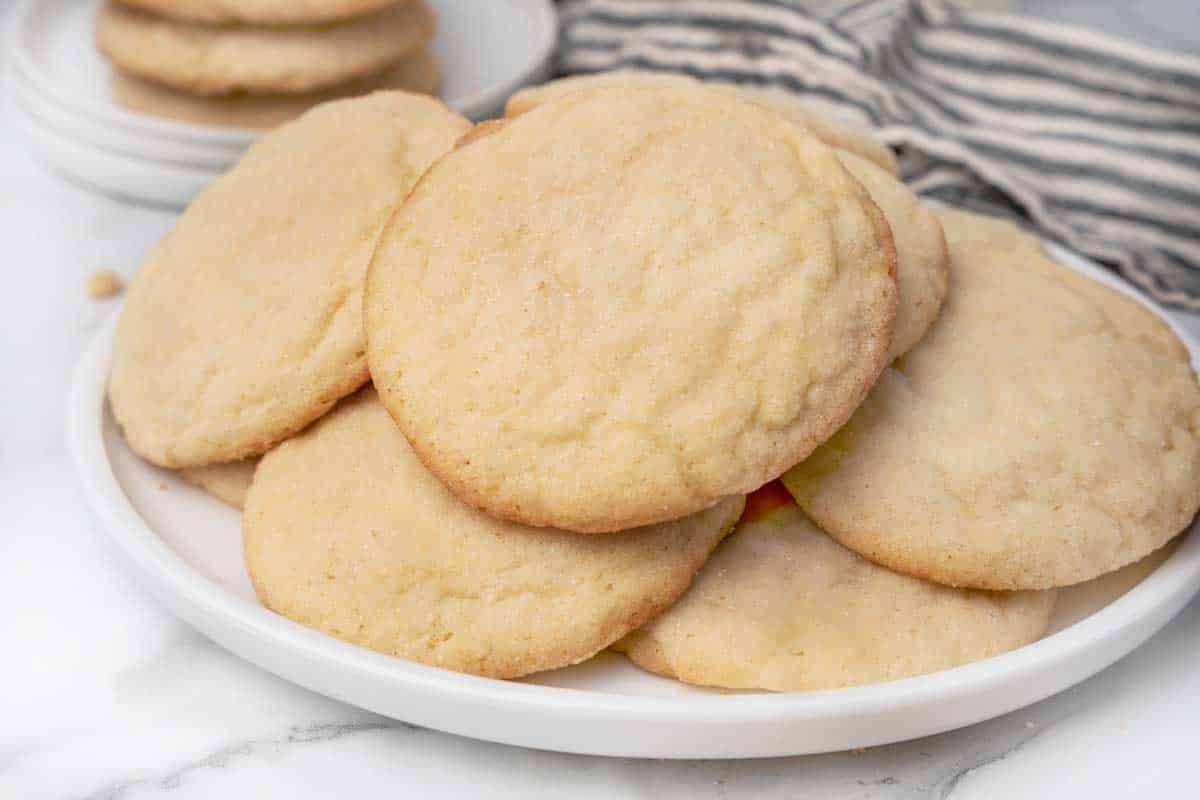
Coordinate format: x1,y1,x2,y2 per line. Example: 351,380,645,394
367,85,897,532
617,486,1056,691
109,92,470,467
783,209,1200,589
505,71,898,175
244,388,744,679
511,80,933,359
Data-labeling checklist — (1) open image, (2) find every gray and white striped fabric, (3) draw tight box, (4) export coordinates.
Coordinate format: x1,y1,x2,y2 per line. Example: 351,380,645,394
558,0,1200,310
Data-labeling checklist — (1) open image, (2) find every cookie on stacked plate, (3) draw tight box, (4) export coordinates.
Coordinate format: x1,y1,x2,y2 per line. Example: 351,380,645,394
107,73,1200,691
95,0,438,128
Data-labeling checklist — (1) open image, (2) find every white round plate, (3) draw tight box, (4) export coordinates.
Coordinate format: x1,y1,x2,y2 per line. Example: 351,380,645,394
10,66,237,171
8,90,218,207
14,0,557,131
10,0,557,204
69,246,1200,759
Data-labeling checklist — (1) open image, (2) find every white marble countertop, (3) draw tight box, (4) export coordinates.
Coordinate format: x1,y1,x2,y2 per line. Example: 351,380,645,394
4,7,1200,798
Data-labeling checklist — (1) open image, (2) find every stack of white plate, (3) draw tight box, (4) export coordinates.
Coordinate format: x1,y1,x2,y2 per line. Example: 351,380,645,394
7,0,558,208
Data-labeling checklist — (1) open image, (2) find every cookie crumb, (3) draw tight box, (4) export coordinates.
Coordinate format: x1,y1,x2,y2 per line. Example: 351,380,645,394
158,482,169,491
87,270,124,299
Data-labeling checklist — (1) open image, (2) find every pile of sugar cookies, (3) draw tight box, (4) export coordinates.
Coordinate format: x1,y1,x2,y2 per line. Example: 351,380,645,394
108,71,1200,692
95,0,438,129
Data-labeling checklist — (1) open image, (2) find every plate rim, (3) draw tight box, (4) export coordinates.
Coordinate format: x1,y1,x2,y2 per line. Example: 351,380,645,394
8,64,239,170
8,87,218,207
11,0,559,142
68,244,1200,754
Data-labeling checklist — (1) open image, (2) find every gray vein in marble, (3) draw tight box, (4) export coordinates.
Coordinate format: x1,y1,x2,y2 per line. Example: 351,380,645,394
932,725,1050,799
81,721,403,800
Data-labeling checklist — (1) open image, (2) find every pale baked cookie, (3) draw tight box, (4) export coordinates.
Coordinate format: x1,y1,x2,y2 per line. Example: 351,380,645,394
617,484,1056,691
367,85,897,533
95,0,434,95
109,92,470,468
115,0,404,26
504,71,697,116
733,86,899,176
838,153,948,360
505,72,898,175
181,458,258,509
111,50,440,129
784,209,1200,590
244,389,745,679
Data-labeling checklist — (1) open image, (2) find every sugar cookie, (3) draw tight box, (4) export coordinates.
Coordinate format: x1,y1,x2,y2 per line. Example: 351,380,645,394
110,49,440,129
618,484,1055,691
505,71,898,174
367,85,896,532
109,92,470,467
244,389,745,678
838,152,948,360
784,209,1200,589
96,0,433,95
114,0,404,26
181,459,258,509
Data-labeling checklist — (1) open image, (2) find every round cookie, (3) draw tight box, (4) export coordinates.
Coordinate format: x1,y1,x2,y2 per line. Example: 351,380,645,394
617,484,1056,691
115,0,404,26
367,85,897,533
505,72,898,176
504,71,699,117
783,208,1200,590
111,50,440,129
181,458,258,509
244,388,745,679
732,86,899,176
838,152,948,360
95,0,434,95
109,92,471,468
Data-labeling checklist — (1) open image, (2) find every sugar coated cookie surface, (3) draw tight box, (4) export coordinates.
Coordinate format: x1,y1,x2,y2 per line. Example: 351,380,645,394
114,0,405,26
784,209,1200,589
368,85,897,532
838,153,948,360
244,389,745,679
506,71,898,175
96,1,433,95
109,92,471,468
111,50,440,129
181,459,258,509
730,86,899,175
503,71,697,117
618,485,1055,691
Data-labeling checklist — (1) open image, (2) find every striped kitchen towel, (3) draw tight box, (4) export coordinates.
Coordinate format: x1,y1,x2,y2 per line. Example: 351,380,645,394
558,0,1200,310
